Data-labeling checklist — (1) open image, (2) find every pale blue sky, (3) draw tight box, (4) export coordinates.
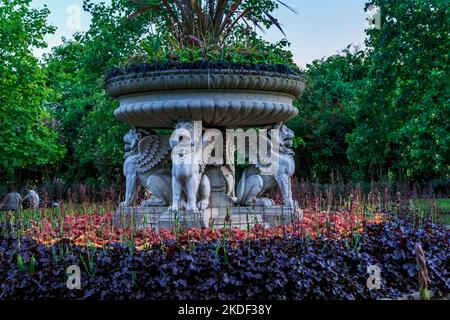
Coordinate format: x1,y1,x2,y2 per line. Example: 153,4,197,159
31,0,370,67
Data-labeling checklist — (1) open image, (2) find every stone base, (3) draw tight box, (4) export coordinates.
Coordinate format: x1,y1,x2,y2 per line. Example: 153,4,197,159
114,205,302,231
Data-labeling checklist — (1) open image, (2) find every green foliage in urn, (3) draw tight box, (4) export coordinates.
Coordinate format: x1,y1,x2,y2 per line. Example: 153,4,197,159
139,36,296,67
128,0,298,67
0,0,65,182
129,0,294,47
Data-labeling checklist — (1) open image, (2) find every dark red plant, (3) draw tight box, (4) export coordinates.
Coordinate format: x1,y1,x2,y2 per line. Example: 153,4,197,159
128,0,296,49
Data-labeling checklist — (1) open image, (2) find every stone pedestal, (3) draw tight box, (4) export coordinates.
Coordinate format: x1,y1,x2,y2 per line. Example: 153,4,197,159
159,209,209,230
114,205,302,231
113,207,161,230
205,166,235,208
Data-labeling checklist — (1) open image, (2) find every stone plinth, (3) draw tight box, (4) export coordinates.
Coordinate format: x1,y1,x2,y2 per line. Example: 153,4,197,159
114,205,302,231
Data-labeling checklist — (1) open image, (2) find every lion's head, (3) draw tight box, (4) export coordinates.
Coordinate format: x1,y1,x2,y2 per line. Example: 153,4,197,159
169,122,194,149
169,122,198,165
124,128,150,155
274,123,295,155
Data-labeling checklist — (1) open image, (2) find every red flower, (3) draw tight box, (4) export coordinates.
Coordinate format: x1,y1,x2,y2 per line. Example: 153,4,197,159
28,209,383,248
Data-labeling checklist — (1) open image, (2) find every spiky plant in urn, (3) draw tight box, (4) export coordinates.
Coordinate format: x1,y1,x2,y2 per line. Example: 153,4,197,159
106,0,305,230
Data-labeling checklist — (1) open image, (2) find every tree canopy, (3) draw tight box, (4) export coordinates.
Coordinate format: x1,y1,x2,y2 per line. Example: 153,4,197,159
290,47,367,182
291,0,449,183
347,0,450,181
0,0,65,184
45,0,150,184
0,0,448,187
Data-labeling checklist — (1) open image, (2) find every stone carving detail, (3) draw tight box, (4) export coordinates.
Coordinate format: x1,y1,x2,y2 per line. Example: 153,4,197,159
120,122,297,212
108,70,305,128
120,129,172,207
236,123,296,208
222,138,237,203
169,122,213,213
107,70,305,99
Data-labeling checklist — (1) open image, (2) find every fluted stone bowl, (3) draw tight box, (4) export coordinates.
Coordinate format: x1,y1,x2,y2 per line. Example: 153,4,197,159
106,67,305,128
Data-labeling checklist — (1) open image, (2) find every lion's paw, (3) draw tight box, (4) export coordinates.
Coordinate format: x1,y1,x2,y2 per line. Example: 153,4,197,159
197,200,209,211
186,203,199,213
253,198,275,207
119,201,129,208
170,202,182,212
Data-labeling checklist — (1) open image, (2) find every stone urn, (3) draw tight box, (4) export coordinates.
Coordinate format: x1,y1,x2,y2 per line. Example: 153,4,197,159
106,64,305,230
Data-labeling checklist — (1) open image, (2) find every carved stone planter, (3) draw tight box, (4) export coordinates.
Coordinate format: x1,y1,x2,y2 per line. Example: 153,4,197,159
106,65,306,230
106,68,305,128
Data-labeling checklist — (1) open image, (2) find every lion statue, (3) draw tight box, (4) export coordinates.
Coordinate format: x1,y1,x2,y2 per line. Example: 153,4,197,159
169,121,213,213
236,123,297,208
120,128,172,207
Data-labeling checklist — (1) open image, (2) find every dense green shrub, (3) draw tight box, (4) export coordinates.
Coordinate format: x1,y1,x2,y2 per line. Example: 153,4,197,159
44,0,149,184
0,0,65,184
347,0,450,181
290,47,367,182
129,0,297,66
292,0,449,183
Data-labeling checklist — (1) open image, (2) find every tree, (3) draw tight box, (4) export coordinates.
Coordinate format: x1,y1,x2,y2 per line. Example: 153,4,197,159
347,0,450,181
290,47,367,182
0,0,65,184
45,0,151,183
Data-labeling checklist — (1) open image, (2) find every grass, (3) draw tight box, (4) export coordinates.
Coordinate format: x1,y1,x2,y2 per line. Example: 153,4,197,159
416,198,450,211
414,198,450,225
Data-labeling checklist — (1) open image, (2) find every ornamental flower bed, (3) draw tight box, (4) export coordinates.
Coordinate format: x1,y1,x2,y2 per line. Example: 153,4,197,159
25,209,384,249
0,213,448,300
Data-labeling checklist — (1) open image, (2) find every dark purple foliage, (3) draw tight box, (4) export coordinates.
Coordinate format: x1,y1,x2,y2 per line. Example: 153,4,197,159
0,217,448,300
105,60,302,84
